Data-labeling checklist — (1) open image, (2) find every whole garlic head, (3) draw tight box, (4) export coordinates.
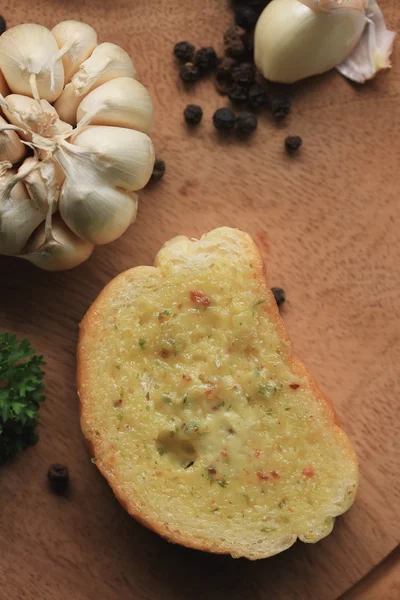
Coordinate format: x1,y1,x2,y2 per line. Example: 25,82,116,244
0,20,155,271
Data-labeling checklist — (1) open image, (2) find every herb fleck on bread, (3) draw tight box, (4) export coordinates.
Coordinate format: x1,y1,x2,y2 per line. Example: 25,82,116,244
78,227,358,560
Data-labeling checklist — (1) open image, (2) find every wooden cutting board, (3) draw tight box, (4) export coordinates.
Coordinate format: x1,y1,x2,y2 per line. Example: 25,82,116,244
0,1,399,598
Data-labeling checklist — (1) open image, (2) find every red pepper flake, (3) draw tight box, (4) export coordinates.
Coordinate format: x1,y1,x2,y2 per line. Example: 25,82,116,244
182,374,192,382
160,349,170,358
271,470,280,479
257,471,270,481
220,449,228,458
208,467,217,475
254,450,261,458
302,467,315,478
190,290,211,306
177,303,183,310
290,383,300,390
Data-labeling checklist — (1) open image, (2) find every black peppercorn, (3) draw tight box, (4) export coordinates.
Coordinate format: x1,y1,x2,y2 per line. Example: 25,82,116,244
0,15,6,35
213,107,236,131
285,136,302,154
173,41,195,62
194,47,218,72
224,26,247,60
217,56,236,79
228,83,248,103
234,6,259,30
271,97,291,121
47,464,69,495
184,104,203,125
236,112,258,134
271,287,286,308
248,83,268,109
151,159,166,181
179,62,200,83
232,62,256,86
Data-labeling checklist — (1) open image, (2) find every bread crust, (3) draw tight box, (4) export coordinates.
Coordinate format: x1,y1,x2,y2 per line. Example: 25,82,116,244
77,228,358,559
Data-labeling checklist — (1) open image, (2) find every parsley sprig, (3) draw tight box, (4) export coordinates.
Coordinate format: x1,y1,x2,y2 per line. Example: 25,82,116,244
0,333,45,464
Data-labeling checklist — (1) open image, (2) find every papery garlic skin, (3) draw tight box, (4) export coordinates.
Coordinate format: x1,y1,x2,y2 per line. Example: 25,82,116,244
255,0,366,83
54,43,136,125
22,158,64,213
77,77,153,133
59,176,138,245
24,214,94,271
0,169,45,255
337,0,396,83
0,24,65,101
0,116,26,164
52,21,98,84
70,126,155,191
3,94,72,141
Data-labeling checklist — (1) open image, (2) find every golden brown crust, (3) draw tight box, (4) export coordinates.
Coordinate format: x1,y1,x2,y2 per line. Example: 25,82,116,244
77,228,358,558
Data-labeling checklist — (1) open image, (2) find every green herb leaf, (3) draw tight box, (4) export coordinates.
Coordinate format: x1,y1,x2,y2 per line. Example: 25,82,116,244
218,478,228,488
138,338,146,349
0,333,45,465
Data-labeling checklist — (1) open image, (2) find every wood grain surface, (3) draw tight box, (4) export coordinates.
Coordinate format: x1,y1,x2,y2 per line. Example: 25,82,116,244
0,1,399,599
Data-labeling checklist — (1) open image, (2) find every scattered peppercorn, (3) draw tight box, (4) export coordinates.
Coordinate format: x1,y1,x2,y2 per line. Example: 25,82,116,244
0,15,6,35
234,6,259,30
228,83,248,103
179,62,200,83
184,104,203,125
232,62,256,85
173,41,195,62
248,83,268,109
213,107,236,131
194,47,218,72
285,135,303,154
224,26,247,60
47,464,69,495
151,159,166,181
271,96,292,121
271,287,286,308
236,112,258,135
215,57,236,95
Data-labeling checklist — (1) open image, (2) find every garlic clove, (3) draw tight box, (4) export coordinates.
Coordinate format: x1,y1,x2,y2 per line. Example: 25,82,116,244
59,172,138,245
51,20,98,85
22,157,64,214
76,77,153,133
0,115,26,164
254,0,366,83
336,0,396,83
0,68,10,96
0,24,65,102
0,168,45,255
3,94,73,141
70,126,155,191
24,213,94,271
54,42,136,125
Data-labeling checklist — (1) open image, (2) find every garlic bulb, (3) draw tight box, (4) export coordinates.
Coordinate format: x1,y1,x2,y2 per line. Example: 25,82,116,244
0,24,64,101
51,21,98,84
70,126,155,191
24,214,94,271
77,77,153,133
254,0,395,84
0,168,45,255
0,116,26,164
0,20,154,270
54,43,136,125
3,94,72,141
23,158,64,213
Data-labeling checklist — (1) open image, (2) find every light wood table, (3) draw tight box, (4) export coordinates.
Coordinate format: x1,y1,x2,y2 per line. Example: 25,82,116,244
0,1,399,598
